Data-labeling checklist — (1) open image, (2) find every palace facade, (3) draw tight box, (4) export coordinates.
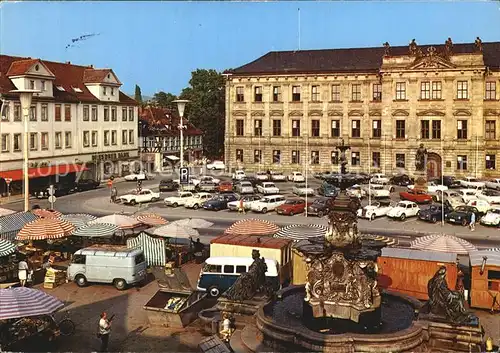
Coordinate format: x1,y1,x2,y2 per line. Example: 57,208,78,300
224,38,500,178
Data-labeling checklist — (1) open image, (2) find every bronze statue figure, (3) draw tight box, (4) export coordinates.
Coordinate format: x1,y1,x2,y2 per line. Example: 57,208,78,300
223,249,272,301
383,42,390,56
474,36,483,52
409,39,418,55
415,143,427,171
444,37,453,55
426,266,475,325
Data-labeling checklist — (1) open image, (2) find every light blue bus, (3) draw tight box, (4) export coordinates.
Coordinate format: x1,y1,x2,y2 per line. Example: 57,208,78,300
196,256,280,297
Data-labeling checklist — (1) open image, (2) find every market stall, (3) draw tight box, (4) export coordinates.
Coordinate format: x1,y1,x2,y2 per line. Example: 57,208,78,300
72,223,119,247
136,213,168,227
0,239,18,286
0,212,37,241
469,249,500,311
89,214,146,240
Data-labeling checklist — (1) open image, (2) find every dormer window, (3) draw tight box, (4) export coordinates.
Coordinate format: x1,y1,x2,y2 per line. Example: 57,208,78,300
41,81,46,91
29,80,35,90
111,88,115,96
73,87,83,93
56,86,65,91
103,87,107,95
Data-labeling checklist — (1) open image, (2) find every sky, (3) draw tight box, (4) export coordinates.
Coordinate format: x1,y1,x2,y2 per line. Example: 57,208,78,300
1,1,500,96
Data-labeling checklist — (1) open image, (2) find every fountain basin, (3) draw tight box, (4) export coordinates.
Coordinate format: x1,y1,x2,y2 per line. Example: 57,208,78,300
256,286,425,353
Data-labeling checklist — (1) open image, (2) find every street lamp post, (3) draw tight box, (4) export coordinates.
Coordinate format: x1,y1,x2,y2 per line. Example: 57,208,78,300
173,100,190,169
11,89,39,212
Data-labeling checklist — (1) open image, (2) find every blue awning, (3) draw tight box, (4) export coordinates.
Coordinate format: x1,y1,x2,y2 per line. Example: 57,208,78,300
127,232,166,267
0,212,37,241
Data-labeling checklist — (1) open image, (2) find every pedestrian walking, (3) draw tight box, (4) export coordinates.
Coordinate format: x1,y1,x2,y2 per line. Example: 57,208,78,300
98,312,113,352
469,212,476,231
238,198,246,214
18,258,29,287
110,187,117,203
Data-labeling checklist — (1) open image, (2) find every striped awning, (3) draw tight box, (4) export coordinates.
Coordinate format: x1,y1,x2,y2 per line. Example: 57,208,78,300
274,224,327,242
0,239,16,257
486,248,500,252
89,214,142,230
16,218,75,241
72,223,118,238
148,224,199,238
127,232,166,266
60,214,97,229
171,218,214,229
32,209,63,219
0,287,64,320
136,214,168,226
363,234,399,246
0,208,16,217
224,219,279,236
0,212,37,241
410,234,477,255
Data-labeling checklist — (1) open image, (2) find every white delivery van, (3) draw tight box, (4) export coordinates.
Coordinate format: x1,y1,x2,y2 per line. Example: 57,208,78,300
67,245,147,290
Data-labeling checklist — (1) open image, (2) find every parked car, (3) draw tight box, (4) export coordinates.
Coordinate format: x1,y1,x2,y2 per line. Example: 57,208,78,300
399,189,433,204
347,184,367,199
199,176,220,185
196,181,218,193
386,201,420,221
234,181,255,195
232,170,246,181
119,189,160,205
357,200,393,220
408,181,448,193
364,184,390,199
255,171,269,181
313,171,333,180
257,182,280,195
477,189,500,205
227,195,262,211
164,191,194,207
466,199,491,215
124,171,152,181
288,172,305,182
250,195,286,214
441,176,462,189
184,192,214,209
217,181,233,193
370,173,390,184
206,160,225,170
34,183,75,198
240,176,259,188
389,174,413,186
276,198,307,216
456,189,480,204
445,205,481,226
485,178,500,190
418,204,452,223
173,176,201,187
74,178,100,191
292,183,315,196
317,183,339,198
458,177,485,189
307,197,332,217
159,179,178,192
480,207,500,227
203,193,238,211
269,171,287,182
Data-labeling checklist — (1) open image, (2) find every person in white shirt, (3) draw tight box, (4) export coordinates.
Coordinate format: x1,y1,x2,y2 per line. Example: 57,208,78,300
18,259,29,287
98,312,112,352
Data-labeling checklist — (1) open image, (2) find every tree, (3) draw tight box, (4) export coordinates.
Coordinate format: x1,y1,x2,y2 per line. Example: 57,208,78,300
134,84,143,103
179,69,225,159
152,91,177,110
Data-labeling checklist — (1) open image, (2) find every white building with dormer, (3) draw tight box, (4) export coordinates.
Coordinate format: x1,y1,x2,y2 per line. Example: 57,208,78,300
0,55,139,195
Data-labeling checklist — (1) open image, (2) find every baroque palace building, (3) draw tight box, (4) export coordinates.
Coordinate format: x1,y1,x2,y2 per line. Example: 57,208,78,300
224,38,500,178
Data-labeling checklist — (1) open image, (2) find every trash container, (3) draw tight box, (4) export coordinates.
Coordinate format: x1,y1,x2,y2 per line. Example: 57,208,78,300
211,319,220,335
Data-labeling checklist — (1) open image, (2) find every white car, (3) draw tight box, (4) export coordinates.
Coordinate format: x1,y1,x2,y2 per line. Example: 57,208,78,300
255,171,269,181
119,189,160,205
198,176,220,185
124,171,152,181
386,201,420,221
408,181,448,193
270,172,287,182
347,184,367,199
458,177,485,188
485,178,500,190
456,189,480,204
357,201,393,220
364,184,390,198
232,170,246,180
184,192,213,209
467,199,491,214
370,173,390,184
477,189,500,204
257,182,280,195
206,160,225,170
288,172,305,182
292,183,315,196
480,207,500,226
164,191,194,207
250,195,286,214
227,195,262,211
235,181,254,194
173,176,201,187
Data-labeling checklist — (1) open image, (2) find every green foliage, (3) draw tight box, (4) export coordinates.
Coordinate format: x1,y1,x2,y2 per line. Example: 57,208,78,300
134,84,143,103
152,91,178,110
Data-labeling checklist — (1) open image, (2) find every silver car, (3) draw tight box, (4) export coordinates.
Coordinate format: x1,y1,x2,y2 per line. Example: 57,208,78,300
235,181,254,194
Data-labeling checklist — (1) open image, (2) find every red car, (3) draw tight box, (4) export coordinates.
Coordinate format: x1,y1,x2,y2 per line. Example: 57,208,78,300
399,189,432,204
276,198,307,216
217,181,233,193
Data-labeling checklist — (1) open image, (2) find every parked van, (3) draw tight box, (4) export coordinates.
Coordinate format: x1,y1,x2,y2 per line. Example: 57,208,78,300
67,245,147,290
196,256,280,298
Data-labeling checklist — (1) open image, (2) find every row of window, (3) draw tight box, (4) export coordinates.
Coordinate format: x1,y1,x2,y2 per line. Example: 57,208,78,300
28,79,116,96
237,118,484,140
143,135,203,148
235,80,497,103
1,103,135,123
0,130,135,152
236,149,492,171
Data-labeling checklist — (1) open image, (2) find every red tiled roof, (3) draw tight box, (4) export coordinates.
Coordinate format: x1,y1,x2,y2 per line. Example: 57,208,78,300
139,106,203,137
231,41,500,75
83,68,122,85
6,59,42,76
0,54,136,104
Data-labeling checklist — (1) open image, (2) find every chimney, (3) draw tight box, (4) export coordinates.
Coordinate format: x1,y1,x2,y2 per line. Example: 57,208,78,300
66,61,71,64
